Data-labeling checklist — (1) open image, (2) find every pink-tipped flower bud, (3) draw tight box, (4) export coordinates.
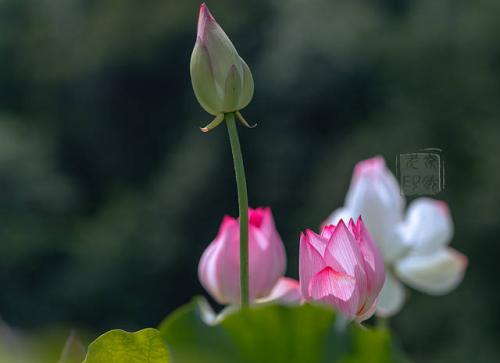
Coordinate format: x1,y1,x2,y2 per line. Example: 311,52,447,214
190,3,254,116
198,208,286,305
299,218,385,322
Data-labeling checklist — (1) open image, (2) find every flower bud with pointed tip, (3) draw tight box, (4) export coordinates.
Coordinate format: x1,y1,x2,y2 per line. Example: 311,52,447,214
190,3,254,115
299,218,385,322
198,207,286,305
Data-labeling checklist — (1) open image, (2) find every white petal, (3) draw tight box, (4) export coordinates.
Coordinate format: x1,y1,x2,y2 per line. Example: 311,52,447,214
379,228,409,263
395,248,467,295
325,209,407,263
198,297,238,326
323,207,354,227
376,272,405,317
398,198,453,254
344,157,405,260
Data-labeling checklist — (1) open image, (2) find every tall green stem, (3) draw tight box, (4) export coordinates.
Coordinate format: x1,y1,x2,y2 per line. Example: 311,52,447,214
225,112,249,308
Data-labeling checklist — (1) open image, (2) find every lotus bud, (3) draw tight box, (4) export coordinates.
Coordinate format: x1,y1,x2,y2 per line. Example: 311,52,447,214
299,218,385,322
198,207,286,305
190,3,254,131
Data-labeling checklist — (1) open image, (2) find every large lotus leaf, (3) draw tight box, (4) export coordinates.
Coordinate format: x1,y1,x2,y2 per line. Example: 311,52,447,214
83,328,170,363
158,297,409,363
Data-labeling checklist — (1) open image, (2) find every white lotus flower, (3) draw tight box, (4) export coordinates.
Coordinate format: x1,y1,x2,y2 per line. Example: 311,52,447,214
325,156,468,317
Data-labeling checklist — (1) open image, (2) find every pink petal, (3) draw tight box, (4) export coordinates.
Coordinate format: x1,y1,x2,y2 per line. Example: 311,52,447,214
198,216,241,304
320,224,336,240
308,267,359,319
257,277,302,304
325,220,365,277
219,215,237,234
198,239,223,302
251,207,284,252
198,216,238,303
325,220,368,307
212,221,242,304
347,218,359,235
299,233,327,299
355,217,385,303
248,207,265,229
245,207,287,299
247,225,286,299
304,229,328,256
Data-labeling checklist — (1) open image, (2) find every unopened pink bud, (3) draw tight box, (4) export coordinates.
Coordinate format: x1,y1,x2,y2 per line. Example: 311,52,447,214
198,208,286,305
299,218,385,321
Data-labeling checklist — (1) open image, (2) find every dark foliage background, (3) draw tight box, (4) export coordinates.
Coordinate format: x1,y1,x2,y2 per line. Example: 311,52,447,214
0,0,499,361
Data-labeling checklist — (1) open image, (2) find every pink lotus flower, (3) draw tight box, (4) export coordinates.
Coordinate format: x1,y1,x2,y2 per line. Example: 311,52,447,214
198,207,286,305
299,218,385,321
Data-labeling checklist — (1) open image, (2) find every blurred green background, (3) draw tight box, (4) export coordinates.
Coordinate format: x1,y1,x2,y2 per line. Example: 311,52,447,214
0,0,499,361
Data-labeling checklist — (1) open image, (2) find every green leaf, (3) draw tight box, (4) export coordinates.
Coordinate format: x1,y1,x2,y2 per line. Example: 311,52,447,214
159,297,408,363
221,301,341,363
340,326,392,363
83,328,170,363
158,300,238,363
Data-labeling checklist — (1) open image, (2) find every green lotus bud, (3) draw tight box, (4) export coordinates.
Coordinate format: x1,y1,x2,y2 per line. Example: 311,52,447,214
190,3,254,117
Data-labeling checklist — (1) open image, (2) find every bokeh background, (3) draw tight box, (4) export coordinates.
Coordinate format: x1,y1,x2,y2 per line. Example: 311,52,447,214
1,0,499,361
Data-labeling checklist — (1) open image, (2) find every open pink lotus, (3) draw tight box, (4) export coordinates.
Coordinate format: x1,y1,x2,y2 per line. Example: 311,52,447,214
299,218,385,321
